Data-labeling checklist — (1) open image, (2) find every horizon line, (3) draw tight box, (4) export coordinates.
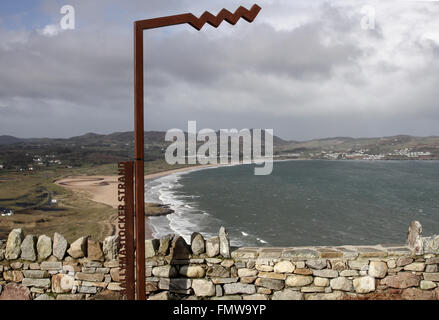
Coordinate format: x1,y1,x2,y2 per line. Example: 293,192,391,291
2,130,439,144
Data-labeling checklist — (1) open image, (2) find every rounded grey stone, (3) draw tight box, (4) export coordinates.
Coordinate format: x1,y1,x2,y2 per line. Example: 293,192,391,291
219,227,230,258
5,229,24,260
37,235,52,260
67,236,88,259
21,235,37,262
191,233,205,255
53,233,68,260
103,235,119,260
206,237,220,258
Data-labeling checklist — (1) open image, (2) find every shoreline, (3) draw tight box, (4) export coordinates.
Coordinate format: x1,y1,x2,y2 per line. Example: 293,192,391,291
53,159,323,239
52,159,439,242
55,163,222,239
54,158,377,240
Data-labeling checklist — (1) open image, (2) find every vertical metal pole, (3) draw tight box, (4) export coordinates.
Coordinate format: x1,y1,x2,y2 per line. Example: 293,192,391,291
132,5,260,300
117,161,135,300
124,161,135,300
134,23,146,300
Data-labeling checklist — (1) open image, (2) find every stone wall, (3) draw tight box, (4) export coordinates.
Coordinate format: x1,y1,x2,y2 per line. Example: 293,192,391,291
0,230,121,300
0,222,438,300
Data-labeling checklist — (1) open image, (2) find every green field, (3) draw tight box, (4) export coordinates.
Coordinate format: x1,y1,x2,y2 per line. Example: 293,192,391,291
0,160,194,242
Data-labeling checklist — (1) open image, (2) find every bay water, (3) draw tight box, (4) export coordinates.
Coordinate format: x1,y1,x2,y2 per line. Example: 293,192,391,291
146,160,439,247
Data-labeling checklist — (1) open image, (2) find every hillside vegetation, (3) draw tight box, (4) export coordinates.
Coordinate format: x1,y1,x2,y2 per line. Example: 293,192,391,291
1,132,438,172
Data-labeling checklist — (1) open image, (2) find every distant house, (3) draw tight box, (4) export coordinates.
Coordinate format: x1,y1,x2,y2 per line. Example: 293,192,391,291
0,208,14,217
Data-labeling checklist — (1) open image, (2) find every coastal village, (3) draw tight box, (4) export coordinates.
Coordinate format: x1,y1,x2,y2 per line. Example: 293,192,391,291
1,132,439,173
2,147,434,173
276,148,433,161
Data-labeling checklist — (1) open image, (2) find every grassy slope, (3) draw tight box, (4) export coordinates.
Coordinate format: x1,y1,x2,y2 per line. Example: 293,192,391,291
0,166,115,242
0,160,194,242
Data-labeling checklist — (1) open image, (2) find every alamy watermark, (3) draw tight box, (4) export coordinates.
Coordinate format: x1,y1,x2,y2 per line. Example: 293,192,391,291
60,5,75,30
165,121,274,175
360,5,375,30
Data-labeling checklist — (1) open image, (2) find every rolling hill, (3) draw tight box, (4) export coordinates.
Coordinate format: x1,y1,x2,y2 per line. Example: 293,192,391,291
0,131,438,170
0,135,23,145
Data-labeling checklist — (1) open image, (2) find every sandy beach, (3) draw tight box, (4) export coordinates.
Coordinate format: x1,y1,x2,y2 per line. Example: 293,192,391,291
55,164,219,239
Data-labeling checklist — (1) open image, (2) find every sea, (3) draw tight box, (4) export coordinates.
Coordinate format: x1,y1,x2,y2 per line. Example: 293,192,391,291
145,160,439,247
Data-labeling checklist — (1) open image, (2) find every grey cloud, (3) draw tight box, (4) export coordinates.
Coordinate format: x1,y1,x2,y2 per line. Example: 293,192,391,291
1,0,439,140
0,30,132,107
145,19,362,86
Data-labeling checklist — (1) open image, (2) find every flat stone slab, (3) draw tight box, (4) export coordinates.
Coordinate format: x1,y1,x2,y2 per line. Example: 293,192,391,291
423,273,439,282
380,243,406,248
40,262,62,271
211,277,239,285
354,247,388,258
260,248,284,252
316,248,343,259
281,249,319,261
385,247,413,256
217,245,414,263
426,257,439,264
22,278,51,288
231,248,259,260
336,247,360,259
22,270,49,279
258,248,283,259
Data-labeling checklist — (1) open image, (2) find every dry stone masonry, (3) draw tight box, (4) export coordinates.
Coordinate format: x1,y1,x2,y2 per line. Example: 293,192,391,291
0,231,120,300
0,221,438,300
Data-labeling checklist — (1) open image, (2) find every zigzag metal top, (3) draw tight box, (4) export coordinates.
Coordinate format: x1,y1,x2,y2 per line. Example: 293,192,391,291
135,4,261,31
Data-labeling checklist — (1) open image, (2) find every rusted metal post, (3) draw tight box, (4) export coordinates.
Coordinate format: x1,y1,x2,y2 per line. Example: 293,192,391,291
117,161,135,300
133,4,261,300
134,22,146,301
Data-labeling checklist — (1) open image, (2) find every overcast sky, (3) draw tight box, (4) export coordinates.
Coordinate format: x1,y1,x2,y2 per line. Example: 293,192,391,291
0,0,439,140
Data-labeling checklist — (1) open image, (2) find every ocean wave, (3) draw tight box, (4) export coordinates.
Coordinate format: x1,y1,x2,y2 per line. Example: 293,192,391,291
146,171,218,243
145,167,258,247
